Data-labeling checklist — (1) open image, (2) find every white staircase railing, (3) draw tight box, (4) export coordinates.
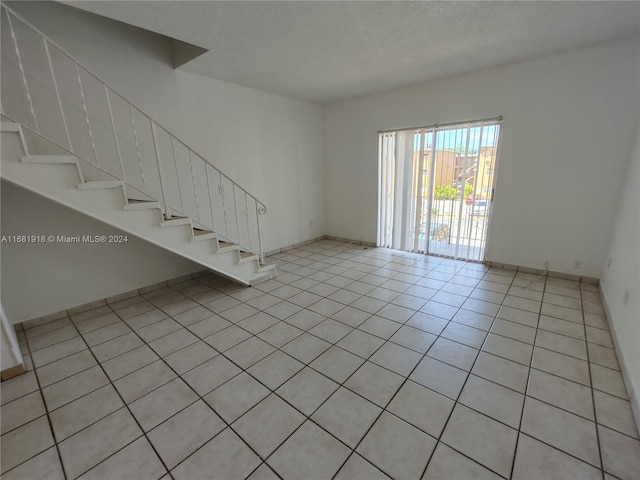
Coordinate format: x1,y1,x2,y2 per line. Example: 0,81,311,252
0,3,266,262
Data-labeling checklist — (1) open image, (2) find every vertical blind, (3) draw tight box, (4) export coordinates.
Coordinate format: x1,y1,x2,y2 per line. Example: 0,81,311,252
377,118,502,262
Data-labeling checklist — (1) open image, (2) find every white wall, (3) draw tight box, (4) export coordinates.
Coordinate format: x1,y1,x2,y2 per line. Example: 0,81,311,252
1,181,204,323
7,1,326,252
1,304,24,374
324,38,640,277
600,128,640,426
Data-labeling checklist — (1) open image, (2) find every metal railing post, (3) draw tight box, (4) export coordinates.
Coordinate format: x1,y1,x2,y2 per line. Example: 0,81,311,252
75,65,99,167
6,9,39,133
105,87,125,183
43,39,72,151
150,120,170,217
129,105,145,185
188,150,201,222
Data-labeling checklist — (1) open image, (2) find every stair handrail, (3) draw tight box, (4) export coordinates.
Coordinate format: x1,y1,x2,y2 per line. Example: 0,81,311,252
0,3,266,262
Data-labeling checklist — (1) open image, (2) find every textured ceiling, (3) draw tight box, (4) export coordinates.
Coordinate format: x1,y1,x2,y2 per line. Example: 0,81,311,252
65,1,640,104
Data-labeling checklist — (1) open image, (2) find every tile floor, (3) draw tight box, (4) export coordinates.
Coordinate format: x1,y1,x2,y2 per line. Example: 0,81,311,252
2,240,639,480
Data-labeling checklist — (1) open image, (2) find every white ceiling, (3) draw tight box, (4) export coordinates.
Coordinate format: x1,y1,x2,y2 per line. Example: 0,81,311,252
65,1,640,104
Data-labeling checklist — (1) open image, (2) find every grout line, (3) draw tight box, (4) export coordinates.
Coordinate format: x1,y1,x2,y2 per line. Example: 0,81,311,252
5,241,630,479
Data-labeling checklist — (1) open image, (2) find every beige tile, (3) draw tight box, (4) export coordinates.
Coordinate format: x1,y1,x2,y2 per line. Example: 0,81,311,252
441,404,518,477
535,329,587,360
204,372,270,423
1,416,55,474
233,394,305,457
42,365,109,411
331,306,372,328
78,436,166,480
136,318,182,343
171,428,260,480
310,346,365,383
268,420,351,479
388,325,436,353
369,342,422,376
540,303,583,324
50,384,123,441
527,369,594,420
148,328,198,357
163,341,217,375
590,363,628,399
123,308,168,331
91,332,144,363
337,329,385,358
405,312,448,335
114,360,176,403
1,447,64,480
442,321,487,348
129,378,198,431
36,350,97,387
539,315,585,340
31,336,87,368
264,300,304,320
246,462,279,480
410,356,468,399
204,324,253,352
1,391,46,435
247,350,304,390
502,295,541,313
496,305,538,328
388,380,454,437
531,347,590,386
186,313,232,337
71,306,111,324
459,374,524,428
28,325,79,352
345,362,404,407
114,300,155,320
427,337,479,371
594,390,639,438
453,309,495,330
584,312,609,330
173,305,216,326
225,337,276,368
461,297,500,316
490,318,536,344
237,311,280,334
284,308,326,330
257,322,303,348
423,442,502,480
358,315,402,339
482,333,533,366
588,343,620,370
598,424,640,480
585,325,613,348
148,400,224,468
312,387,381,447
182,355,241,396
521,397,600,468
219,303,260,323
512,434,601,480
276,367,339,416
357,412,436,479
101,345,159,381
27,317,73,337
58,408,142,479
309,318,353,343
335,454,391,480
82,321,131,347
1,371,39,405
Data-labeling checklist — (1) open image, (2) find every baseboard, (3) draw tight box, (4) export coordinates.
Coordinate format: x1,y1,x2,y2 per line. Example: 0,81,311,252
599,284,640,434
17,268,213,331
1,363,26,381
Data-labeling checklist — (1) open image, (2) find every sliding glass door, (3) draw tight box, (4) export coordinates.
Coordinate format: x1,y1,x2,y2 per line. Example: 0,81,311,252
378,118,502,262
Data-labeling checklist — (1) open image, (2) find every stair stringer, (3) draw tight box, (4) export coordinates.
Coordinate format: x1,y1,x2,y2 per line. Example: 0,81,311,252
1,127,272,286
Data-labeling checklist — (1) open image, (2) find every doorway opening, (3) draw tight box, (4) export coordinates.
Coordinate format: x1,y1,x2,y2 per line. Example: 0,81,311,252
377,118,502,262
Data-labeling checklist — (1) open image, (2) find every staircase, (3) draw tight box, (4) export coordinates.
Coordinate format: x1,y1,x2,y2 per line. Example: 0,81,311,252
0,4,275,286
